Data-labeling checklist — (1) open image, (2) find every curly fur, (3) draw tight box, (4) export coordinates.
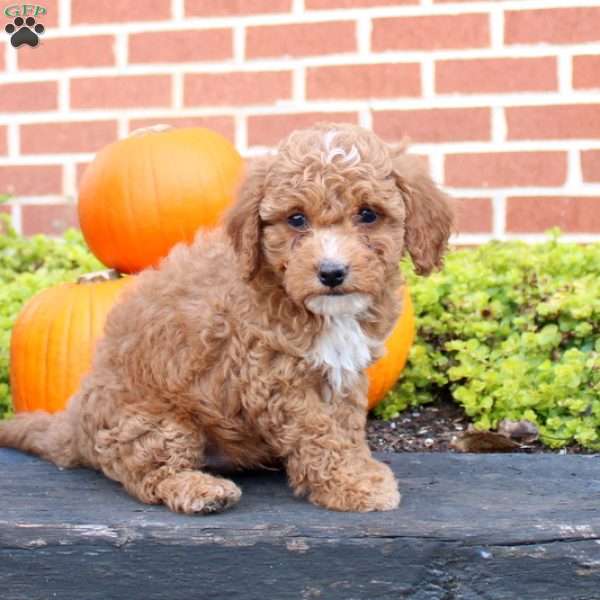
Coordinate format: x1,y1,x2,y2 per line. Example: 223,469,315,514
0,123,453,514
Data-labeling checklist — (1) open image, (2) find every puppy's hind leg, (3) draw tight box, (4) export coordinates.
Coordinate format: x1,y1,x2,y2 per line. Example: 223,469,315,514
96,412,241,515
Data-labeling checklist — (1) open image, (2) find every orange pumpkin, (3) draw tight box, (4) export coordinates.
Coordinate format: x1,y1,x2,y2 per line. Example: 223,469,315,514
10,272,133,414
78,126,244,274
366,286,415,410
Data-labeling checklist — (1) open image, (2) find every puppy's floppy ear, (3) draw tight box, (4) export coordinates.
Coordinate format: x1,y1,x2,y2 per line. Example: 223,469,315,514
392,150,454,276
225,157,271,281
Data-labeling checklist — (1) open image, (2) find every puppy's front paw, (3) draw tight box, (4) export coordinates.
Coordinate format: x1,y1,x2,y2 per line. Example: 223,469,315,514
157,471,241,514
309,460,401,512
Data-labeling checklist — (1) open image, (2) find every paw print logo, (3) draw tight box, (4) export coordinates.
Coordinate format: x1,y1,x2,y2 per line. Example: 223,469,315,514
5,16,45,48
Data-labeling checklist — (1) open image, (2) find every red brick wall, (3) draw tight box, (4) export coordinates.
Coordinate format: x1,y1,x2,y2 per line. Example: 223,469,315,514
1,0,599,243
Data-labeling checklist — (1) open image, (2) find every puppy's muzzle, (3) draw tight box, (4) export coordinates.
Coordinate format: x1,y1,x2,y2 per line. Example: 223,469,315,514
318,260,348,288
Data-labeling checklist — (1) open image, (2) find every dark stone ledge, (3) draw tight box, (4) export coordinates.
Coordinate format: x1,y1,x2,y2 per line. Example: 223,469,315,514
1,449,599,600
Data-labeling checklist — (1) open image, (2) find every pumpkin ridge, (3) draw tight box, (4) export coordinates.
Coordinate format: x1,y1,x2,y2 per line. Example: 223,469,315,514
149,135,175,257
31,292,51,412
123,145,142,273
99,152,120,270
56,287,76,413
13,294,35,412
39,293,53,413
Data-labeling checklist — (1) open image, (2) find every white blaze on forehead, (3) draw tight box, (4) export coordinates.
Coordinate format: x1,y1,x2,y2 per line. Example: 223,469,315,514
319,231,344,262
321,129,360,167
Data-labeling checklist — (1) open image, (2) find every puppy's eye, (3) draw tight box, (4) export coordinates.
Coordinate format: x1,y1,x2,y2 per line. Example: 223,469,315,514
357,207,378,225
288,212,309,230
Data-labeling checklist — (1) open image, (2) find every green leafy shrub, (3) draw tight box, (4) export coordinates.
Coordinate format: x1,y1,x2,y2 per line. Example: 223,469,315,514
0,216,102,419
377,231,600,450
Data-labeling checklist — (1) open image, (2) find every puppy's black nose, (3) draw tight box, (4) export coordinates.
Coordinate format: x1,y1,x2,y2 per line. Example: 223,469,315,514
318,261,348,288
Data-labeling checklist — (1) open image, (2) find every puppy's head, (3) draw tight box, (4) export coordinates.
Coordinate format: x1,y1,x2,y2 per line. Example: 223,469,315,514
226,123,453,318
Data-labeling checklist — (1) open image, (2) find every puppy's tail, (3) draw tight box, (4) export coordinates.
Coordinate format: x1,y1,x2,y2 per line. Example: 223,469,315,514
0,409,79,468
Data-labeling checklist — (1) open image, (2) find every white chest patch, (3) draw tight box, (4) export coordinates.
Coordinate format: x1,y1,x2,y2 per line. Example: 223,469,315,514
309,315,377,393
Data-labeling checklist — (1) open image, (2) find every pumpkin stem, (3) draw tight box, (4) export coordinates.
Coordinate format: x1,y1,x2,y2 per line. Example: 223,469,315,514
77,269,122,284
128,124,174,138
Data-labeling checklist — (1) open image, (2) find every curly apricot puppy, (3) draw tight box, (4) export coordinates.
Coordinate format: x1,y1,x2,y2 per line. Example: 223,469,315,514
0,123,452,514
